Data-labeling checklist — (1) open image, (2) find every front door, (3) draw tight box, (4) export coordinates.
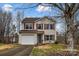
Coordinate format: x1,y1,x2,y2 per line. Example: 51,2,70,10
37,34,42,44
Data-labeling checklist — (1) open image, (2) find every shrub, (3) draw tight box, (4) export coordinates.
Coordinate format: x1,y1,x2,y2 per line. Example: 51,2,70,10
54,41,58,44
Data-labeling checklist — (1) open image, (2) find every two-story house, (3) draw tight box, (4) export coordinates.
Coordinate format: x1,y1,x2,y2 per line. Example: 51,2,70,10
19,17,57,45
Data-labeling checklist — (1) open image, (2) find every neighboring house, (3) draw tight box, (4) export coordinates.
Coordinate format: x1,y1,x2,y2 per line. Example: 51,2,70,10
19,17,57,45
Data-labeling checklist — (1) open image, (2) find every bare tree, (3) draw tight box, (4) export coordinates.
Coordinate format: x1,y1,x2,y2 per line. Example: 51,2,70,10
4,12,12,36
50,3,79,54
16,10,23,33
0,9,13,43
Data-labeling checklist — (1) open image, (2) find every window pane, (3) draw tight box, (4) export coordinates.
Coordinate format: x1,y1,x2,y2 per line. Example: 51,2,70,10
50,24,52,29
25,24,33,29
44,24,47,29
44,35,54,41
50,35,53,40
25,25,29,29
29,24,32,29
44,24,49,29
29,26,32,29
50,24,54,29
44,35,49,41
37,24,43,29
50,35,54,40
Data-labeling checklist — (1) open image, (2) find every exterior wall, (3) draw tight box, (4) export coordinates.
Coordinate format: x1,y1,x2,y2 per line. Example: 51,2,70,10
43,40,55,43
19,34,22,44
35,18,56,44
19,18,57,45
19,33,37,45
35,18,55,35
34,22,36,30
35,18,55,24
20,22,24,30
44,30,55,35
55,28,57,41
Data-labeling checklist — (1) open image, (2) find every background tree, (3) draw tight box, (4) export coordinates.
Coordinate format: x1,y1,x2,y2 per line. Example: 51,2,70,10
50,3,79,54
16,10,24,33
0,8,13,43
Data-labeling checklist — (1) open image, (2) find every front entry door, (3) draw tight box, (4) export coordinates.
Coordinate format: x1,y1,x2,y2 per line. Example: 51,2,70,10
37,34,42,44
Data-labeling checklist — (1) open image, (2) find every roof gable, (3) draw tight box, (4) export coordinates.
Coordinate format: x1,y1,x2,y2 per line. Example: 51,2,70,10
35,17,56,23
22,17,55,23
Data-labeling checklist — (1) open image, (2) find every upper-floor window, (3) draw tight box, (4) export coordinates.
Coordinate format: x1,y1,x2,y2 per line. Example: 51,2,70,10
44,24,49,29
50,24,54,29
44,24,54,29
36,24,43,29
25,24,33,29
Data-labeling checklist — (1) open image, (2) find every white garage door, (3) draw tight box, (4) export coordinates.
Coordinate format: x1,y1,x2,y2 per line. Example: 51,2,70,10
21,35,36,45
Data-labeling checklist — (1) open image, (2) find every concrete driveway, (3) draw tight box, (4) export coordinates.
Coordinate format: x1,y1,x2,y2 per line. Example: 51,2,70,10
0,45,34,56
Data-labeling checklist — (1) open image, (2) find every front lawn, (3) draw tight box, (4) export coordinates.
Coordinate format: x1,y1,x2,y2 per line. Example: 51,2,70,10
0,43,19,52
31,44,67,56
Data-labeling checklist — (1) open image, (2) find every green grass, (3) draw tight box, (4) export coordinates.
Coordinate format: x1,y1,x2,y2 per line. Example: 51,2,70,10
31,44,66,56
50,44,66,51
31,48,47,56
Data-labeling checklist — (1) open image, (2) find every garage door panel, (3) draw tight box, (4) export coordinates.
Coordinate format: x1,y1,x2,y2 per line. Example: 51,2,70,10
21,33,34,36
21,35,35,45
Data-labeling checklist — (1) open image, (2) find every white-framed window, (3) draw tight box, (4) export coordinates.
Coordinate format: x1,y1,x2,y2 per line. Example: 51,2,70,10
25,23,33,29
44,35,49,40
44,35,54,41
44,24,54,29
36,24,43,29
50,24,54,29
44,24,49,29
